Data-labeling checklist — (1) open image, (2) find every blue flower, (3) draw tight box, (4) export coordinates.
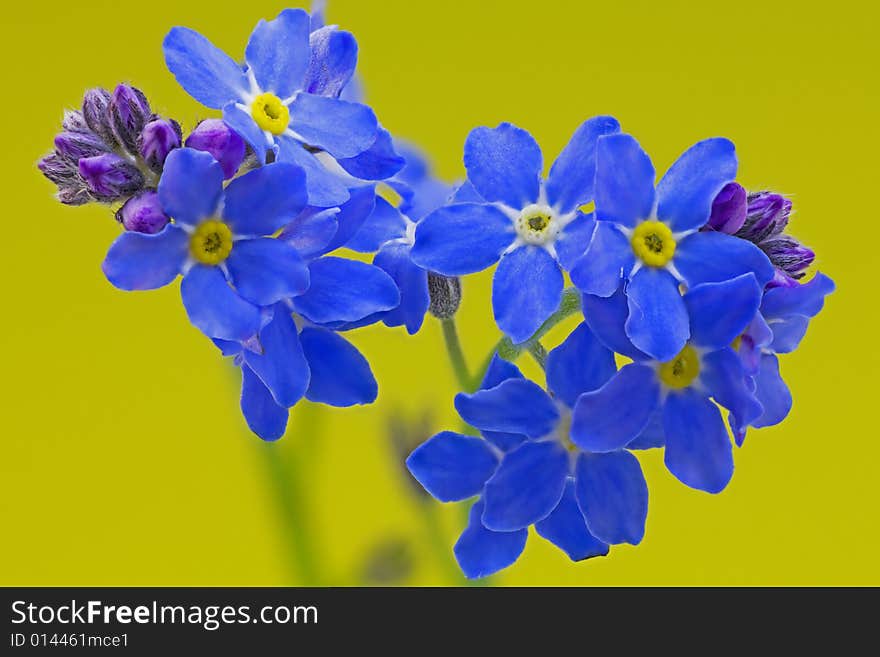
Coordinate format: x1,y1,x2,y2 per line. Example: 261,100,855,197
570,133,775,361
407,323,653,578
410,118,621,344
211,234,401,440
578,273,765,493
728,271,834,444
345,143,455,334
102,148,310,342
163,8,400,207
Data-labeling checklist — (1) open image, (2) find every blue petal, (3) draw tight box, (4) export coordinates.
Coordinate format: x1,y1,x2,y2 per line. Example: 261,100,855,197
275,134,350,207
546,116,621,214
570,220,633,297
546,322,617,408
226,238,310,305
455,379,559,438
581,288,648,360
479,354,525,390
304,26,357,97
157,148,224,226
240,365,289,441
554,212,596,272
102,224,187,291
481,441,570,531
701,348,763,431
535,480,609,561
684,274,762,350
663,389,734,493
180,265,261,341
595,134,656,228
292,257,400,323
245,8,311,98
278,208,338,260
222,103,271,164
346,195,408,253
242,308,309,407
492,246,563,344
454,500,527,580
450,180,484,203
575,451,648,545
571,363,660,452
289,94,377,159
374,242,430,334
753,354,792,428
320,184,377,253
222,162,308,236
163,27,247,109
406,431,499,502
625,267,689,361
656,138,737,232
463,123,542,208
760,271,835,320
674,231,774,288
769,315,810,353
410,203,515,276
627,410,666,450
299,327,377,406
477,356,528,454
336,127,405,181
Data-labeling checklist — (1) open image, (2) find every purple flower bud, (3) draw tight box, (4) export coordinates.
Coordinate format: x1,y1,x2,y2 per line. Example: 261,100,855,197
57,184,94,206
62,109,91,133
706,182,747,234
54,131,110,161
109,84,152,155
78,153,144,201
185,119,246,179
139,118,182,173
761,235,815,280
115,189,170,234
82,87,117,148
736,191,792,243
38,152,79,186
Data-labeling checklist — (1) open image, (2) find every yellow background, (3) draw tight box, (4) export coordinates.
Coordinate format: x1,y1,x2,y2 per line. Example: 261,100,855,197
2,0,876,585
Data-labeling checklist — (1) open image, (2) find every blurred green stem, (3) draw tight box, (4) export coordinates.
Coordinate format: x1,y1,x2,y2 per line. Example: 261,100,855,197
527,341,548,370
441,318,472,390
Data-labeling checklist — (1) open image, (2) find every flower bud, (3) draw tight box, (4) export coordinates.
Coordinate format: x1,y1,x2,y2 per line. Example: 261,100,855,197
109,84,152,155
427,273,462,319
78,153,144,201
761,235,815,280
82,87,117,148
62,109,90,133
38,152,79,186
736,191,792,243
139,118,181,173
707,182,747,234
185,119,247,179
115,189,170,233
56,183,94,206
54,131,110,161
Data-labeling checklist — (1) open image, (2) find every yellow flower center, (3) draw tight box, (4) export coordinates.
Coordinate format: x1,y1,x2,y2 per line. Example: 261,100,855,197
658,344,700,389
190,220,233,265
515,204,557,245
631,220,676,267
731,335,743,351
251,93,290,135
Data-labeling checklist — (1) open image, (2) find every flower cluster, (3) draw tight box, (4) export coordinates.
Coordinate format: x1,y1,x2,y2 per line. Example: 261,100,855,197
39,5,834,576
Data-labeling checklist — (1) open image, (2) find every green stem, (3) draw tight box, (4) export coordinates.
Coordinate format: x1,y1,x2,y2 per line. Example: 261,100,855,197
527,341,548,370
493,287,583,365
441,317,472,390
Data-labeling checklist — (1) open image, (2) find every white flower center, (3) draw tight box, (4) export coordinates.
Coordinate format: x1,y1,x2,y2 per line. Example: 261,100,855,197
515,203,559,246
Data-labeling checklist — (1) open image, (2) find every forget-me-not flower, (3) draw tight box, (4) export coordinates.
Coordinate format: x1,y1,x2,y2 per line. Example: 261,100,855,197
102,148,309,342
408,323,652,578
577,273,764,493
163,8,394,207
410,118,621,344
570,134,775,361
